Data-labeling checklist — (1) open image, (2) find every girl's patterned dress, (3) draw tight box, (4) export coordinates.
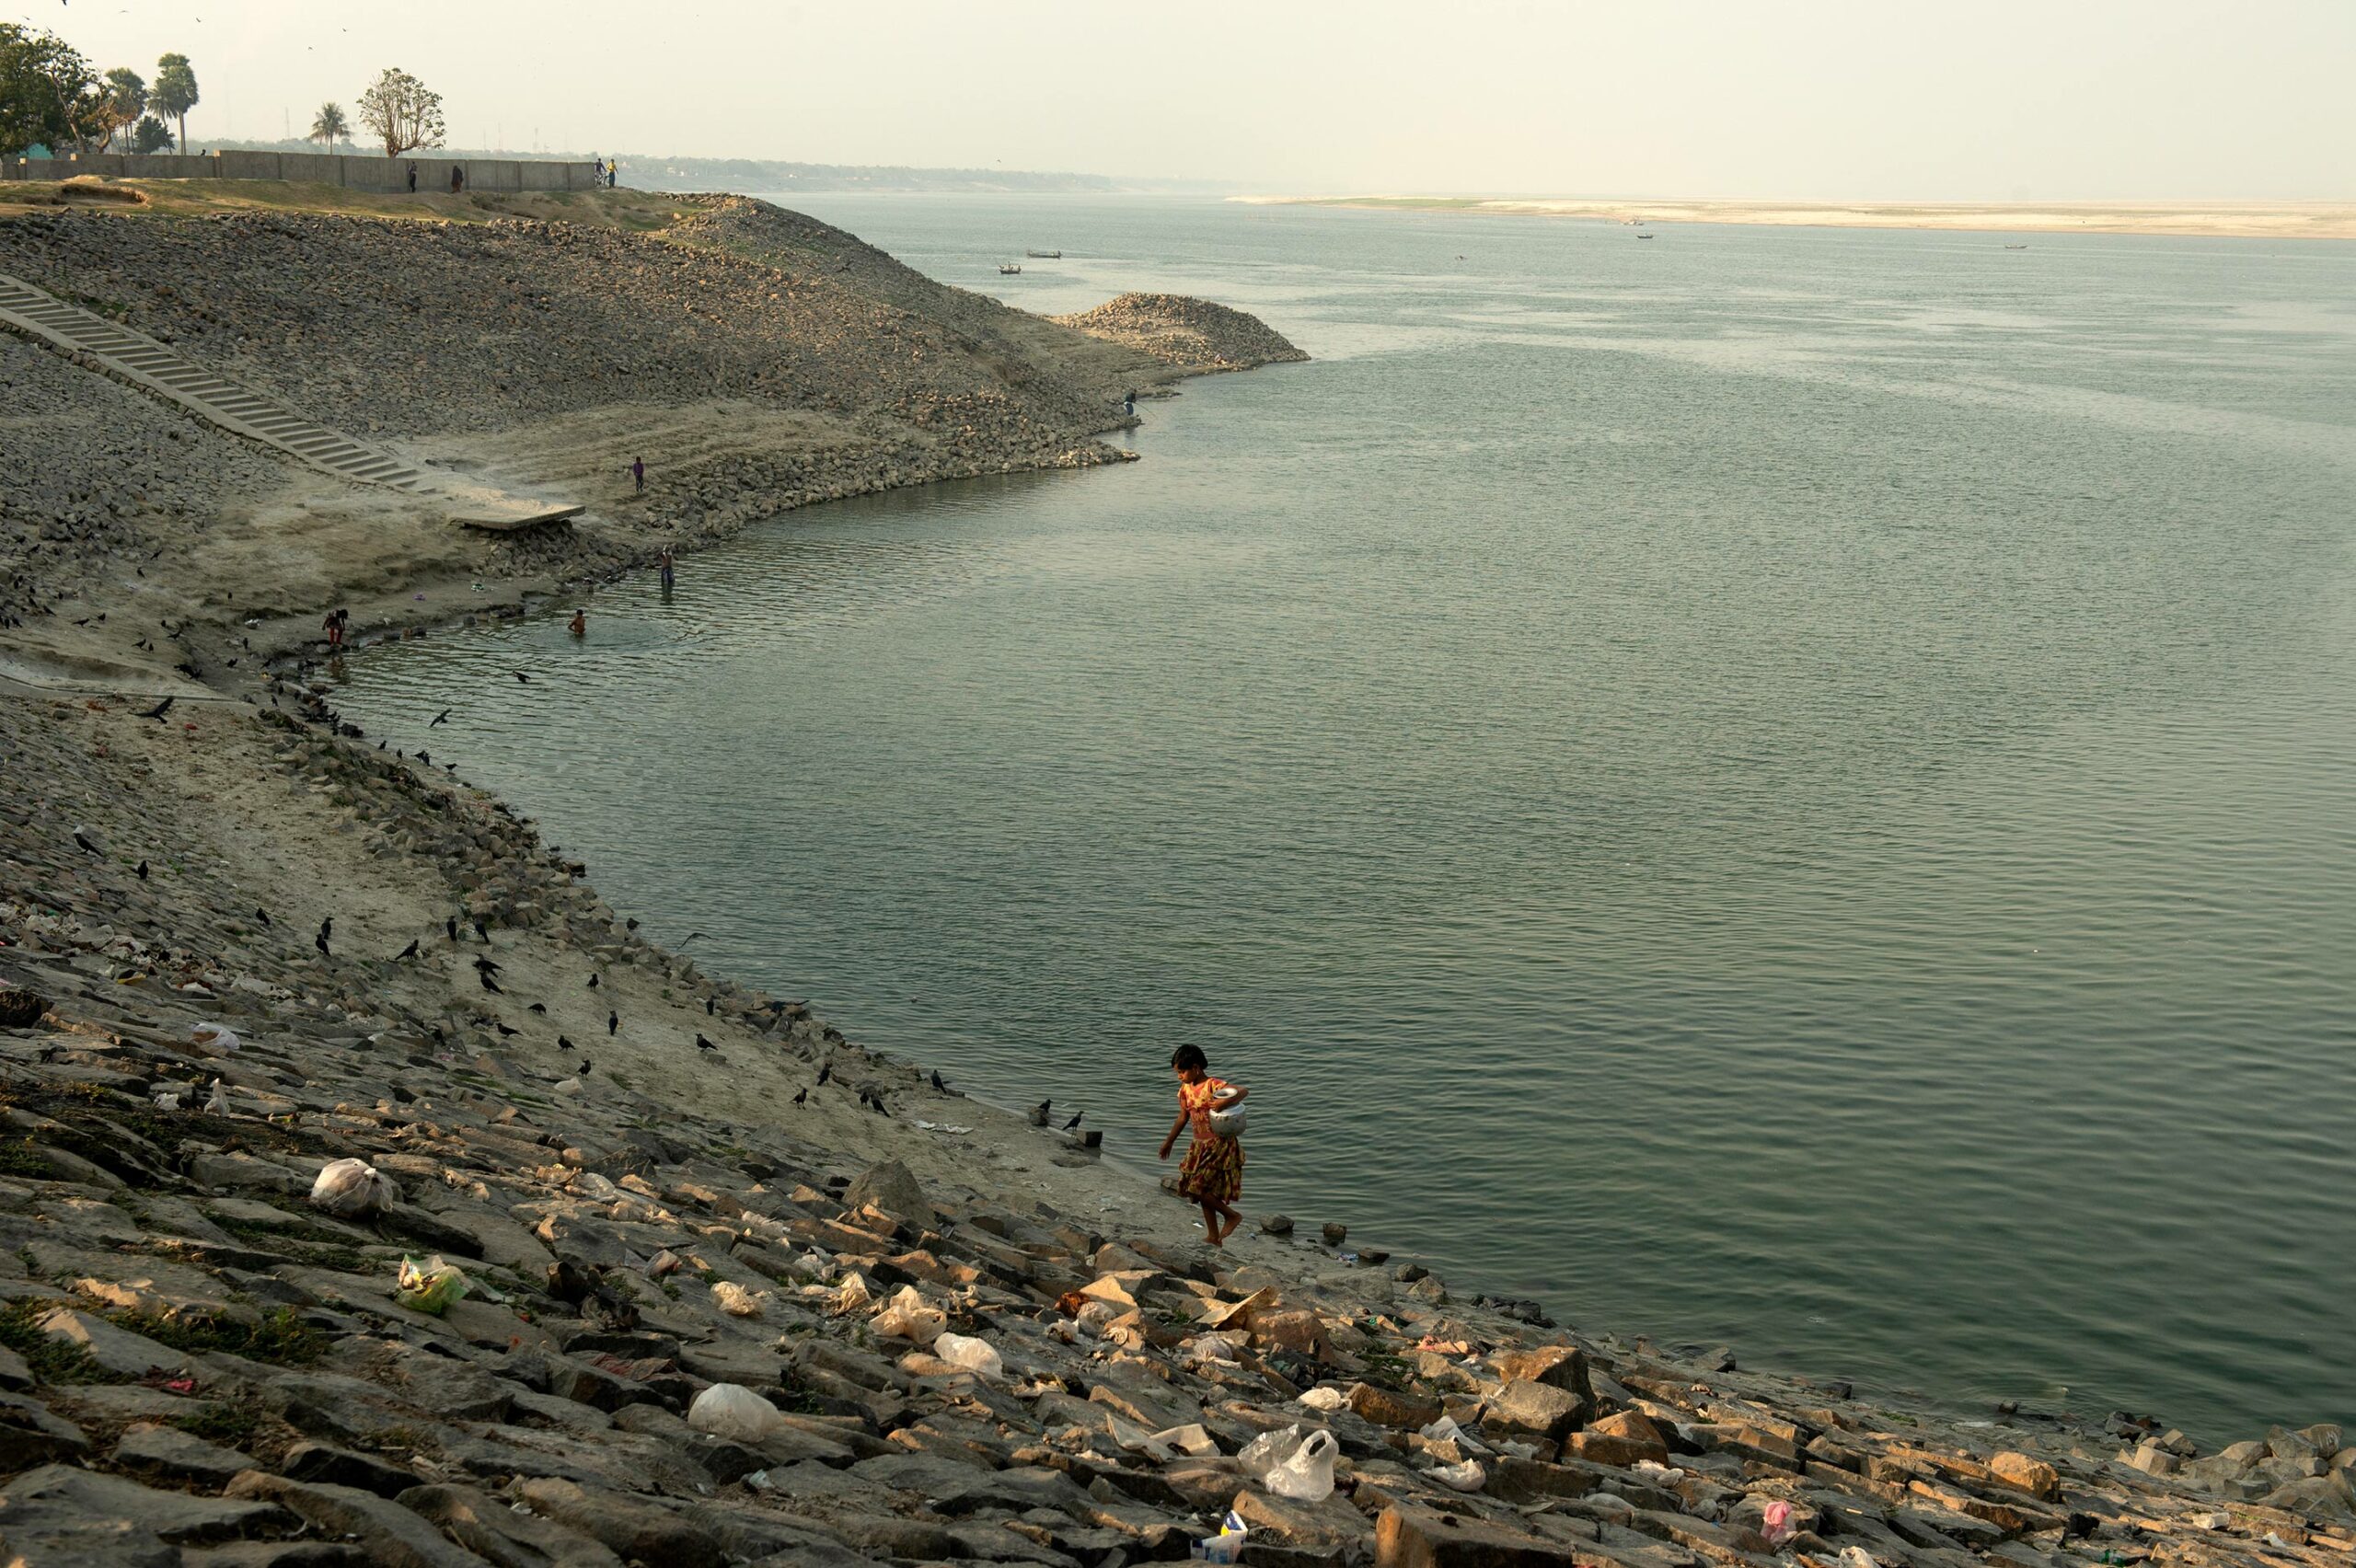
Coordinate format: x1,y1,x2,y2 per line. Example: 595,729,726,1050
1176,1077,1245,1204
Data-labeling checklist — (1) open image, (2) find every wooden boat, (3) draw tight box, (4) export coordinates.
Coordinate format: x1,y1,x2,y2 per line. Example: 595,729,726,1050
1024,249,1061,259
998,263,1022,274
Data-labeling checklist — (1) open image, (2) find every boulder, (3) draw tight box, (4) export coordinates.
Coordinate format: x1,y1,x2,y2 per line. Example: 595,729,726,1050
1991,1450,2062,1501
36,1306,191,1378
224,1471,488,1568
1373,1499,1591,1566
280,1439,420,1499
397,1482,625,1568
512,1477,721,1567
1484,1378,1588,1442
114,1422,258,1486
841,1159,930,1223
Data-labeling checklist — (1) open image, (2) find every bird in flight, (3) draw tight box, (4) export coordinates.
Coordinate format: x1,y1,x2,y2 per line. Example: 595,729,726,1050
134,696,173,721
430,709,450,727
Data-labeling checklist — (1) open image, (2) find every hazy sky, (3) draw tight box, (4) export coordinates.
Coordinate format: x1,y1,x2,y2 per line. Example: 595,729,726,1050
33,0,2356,198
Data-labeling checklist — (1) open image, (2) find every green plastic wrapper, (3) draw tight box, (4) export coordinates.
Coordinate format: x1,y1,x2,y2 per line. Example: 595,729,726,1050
396,1253,469,1315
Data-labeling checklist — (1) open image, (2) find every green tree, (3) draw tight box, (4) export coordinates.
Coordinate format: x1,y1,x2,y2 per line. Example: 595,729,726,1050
354,67,444,159
0,24,100,158
151,52,198,151
309,100,350,153
131,113,173,154
98,66,145,151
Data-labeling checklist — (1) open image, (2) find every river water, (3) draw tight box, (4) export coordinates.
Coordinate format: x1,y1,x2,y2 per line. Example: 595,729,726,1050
335,195,2356,1439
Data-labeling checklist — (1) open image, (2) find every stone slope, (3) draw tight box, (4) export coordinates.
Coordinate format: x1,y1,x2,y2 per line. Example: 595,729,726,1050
0,683,2345,1568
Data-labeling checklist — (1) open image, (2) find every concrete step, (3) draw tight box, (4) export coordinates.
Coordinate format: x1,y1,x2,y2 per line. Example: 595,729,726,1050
0,270,555,519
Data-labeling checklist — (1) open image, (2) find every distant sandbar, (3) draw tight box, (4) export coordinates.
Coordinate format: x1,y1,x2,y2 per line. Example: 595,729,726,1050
1239,194,2356,241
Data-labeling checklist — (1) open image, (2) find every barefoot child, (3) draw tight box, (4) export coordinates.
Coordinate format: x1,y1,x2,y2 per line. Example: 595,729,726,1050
1159,1044,1248,1246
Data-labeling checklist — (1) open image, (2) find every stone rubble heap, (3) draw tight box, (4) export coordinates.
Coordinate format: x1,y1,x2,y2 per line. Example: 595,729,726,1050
0,698,2348,1568
1052,294,1311,375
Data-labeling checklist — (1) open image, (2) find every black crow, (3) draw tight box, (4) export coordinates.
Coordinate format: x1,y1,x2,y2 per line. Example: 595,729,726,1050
429,709,450,727
792,1088,807,1106
514,671,529,683
473,919,489,942
445,917,458,942
587,973,599,988
479,972,502,994
696,1034,716,1051
135,859,149,880
930,1070,947,1092
1062,1111,1083,1132
558,1035,574,1051
606,1010,618,1035
814,1062,832,1086
493,1020,519,1037
71,826,99,855
134,696,173,721
527,1002,546,1014
397,939,420,960
314,931,330,958
473,955,502,975
705,997,715,1015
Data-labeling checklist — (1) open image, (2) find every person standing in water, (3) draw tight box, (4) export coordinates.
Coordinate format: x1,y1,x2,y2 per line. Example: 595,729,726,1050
656,546,676,592
1159,1044,1248,1246
568,609,586,639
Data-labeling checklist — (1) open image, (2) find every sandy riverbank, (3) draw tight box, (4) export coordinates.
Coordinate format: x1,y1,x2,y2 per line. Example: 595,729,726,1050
0,187,2348,1563
1241,195,2356,241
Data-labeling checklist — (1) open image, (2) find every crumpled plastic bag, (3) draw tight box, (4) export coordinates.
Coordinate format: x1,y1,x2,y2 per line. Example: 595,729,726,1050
1264,1428,1338,1501
687,1382,782,1443
872,1285,947,1345
310,1158,398,1218
1428,1458,1486,1492
1238,1424,1306,1473
932,1332,1002,1380
1297,1386,1347,1412
1761,1500,1796,1546
711,1281,768,1318
826,1272,874,1315
395,1254,468,1315
190,1022,240,1055
1420,1414,1488,1452
1183,1333,1240,1364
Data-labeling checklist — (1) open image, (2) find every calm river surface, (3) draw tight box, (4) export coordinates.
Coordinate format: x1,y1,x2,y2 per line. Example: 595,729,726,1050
337,195,2356,1438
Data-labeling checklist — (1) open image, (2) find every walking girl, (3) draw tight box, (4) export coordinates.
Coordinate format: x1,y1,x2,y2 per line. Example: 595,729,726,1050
1159,1044,1248,1246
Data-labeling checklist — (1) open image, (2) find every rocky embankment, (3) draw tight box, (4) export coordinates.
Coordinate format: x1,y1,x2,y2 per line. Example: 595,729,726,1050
0,686,2350,1567
0,193,1299,654
1055,294,1311,374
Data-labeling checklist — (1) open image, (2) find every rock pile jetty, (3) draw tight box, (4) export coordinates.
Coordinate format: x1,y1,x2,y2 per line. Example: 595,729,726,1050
1055,294,1311,374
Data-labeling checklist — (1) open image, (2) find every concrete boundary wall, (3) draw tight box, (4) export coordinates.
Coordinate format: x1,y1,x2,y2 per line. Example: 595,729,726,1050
2,151,602,193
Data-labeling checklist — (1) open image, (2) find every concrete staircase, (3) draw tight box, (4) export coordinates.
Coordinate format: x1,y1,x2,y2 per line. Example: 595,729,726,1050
0,271,581,527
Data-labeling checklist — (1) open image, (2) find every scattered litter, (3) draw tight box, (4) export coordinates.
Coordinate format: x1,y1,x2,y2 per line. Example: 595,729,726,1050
189,1022,240,1055
914,1120,973,1135
1761,1500,1795,1546
395,1254,469,1315
1420,1414,1488,1452
203,1078,231,1115
872,1284,947,1345
1263,1427,1338,1501
687,1383,781,1442
1429,1458,1486,1492
711,1281,767,1318
933,1332,1002,1380
310,1158,397,1217
1190,1510,1249,1564
1297,1386,1347,1412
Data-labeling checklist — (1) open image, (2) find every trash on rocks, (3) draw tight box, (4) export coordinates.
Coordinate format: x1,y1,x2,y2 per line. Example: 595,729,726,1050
1298,1385,1348,1412
711,1281,767,1318
395,1254,469,1315
1239,1424,1307,1474
190,1022,240,1055
872,1284,947,1345
826,1272,873,1314
310,1157,397,1217
1190,1510,1250,1564
203,1078,232,1115
687,1382,782,1442
1429,1458,1486,1491
1761,1499,1796,1545
1264,1427,1339,1501
1839,1549,1879,1568
932,1332,1002,1380
1420,1414,1488,1452
1184,1333,1240,1364
151,1089,182,1111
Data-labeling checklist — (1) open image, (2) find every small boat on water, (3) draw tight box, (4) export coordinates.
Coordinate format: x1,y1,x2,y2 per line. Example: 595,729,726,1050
1635,232,1655,239
1024,249,1061,259
998,263,1022,275
2004,244,2029,250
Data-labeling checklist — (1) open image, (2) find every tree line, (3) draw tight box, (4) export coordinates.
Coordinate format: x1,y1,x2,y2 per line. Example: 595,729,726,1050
2,24,446,165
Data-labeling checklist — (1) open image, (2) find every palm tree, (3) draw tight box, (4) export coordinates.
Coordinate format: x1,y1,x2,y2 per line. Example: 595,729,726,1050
309,101,350,154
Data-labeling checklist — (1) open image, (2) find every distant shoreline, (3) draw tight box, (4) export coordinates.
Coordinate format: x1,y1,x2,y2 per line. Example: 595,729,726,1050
1238,193,2356,241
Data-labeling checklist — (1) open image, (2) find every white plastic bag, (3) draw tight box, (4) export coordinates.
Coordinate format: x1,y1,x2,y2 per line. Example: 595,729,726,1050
872,1285,947,1345
1838,1550,1878,1568
1265,1429,1338,1502
687,1383,782,1443
1238,1424,1306,1473
204,1079,232,1115
712,1281,768,1318
1429,1458,1486,1492
1298,1386,1347,1412
932,1332,1002,1380
190,1022,240,1055
1419,1414,1488,1452
310,1158,397,1217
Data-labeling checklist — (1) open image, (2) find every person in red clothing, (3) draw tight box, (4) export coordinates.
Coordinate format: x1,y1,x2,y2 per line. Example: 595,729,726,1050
1159,1044,1249,1246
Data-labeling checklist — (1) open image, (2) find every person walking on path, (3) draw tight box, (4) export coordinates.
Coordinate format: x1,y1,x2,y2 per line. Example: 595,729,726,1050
629,456,646,495
1159,1044,1248,1247
656,545,675,592
406,161,417,193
